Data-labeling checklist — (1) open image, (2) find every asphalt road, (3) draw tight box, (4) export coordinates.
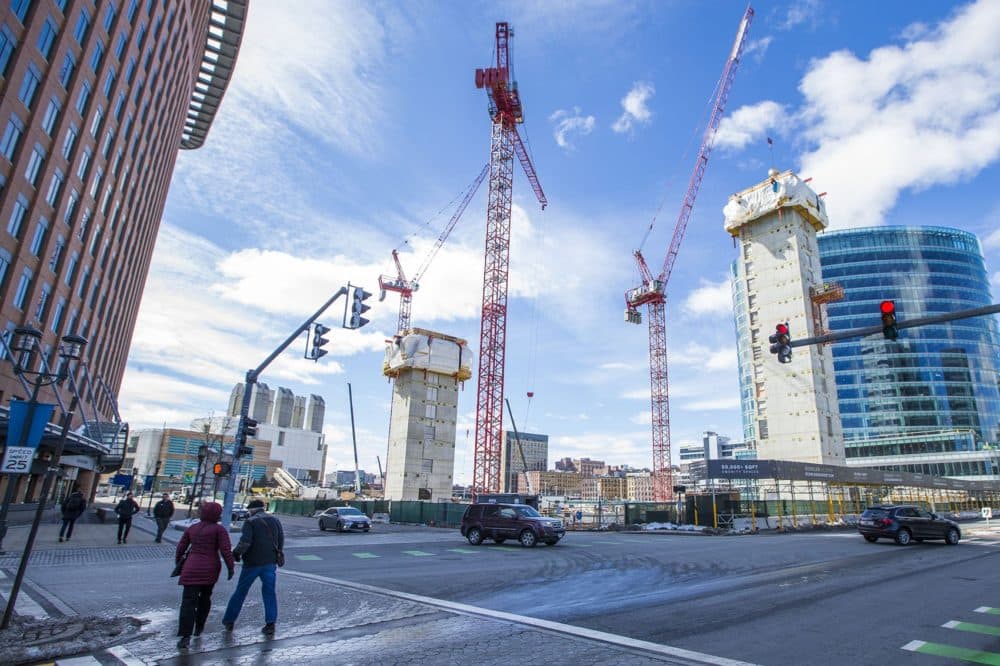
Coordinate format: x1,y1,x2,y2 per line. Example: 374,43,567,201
280,521,1000,665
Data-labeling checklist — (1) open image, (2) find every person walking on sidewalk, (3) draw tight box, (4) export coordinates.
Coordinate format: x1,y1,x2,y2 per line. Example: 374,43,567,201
175,501,235,649
153,492,175,543
58,484,86,543
115,492,140,544
222,499,284,636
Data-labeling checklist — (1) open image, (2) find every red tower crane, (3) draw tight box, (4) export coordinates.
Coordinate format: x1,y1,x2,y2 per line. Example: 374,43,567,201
624,7,754,502
378,164,489,334
472,22,547,496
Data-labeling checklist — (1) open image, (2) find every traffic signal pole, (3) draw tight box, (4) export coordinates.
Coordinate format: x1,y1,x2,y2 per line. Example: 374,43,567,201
220,286,350,530
788,302,1000,349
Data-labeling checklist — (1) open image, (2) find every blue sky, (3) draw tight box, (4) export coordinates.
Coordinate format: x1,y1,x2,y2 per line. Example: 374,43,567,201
118,0,1000,483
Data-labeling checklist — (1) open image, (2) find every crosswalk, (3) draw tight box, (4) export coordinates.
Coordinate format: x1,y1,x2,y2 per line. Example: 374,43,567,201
901,606,1000,664
0,568,49,619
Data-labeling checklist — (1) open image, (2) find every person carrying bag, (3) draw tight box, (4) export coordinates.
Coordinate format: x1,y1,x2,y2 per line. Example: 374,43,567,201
221,499,284,636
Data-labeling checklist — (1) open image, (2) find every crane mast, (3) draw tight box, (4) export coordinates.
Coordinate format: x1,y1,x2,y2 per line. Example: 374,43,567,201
472,22,546,497
625,6,754,502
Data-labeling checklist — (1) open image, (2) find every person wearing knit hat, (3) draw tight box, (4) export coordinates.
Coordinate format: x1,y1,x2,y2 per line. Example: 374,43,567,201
222,499,284,636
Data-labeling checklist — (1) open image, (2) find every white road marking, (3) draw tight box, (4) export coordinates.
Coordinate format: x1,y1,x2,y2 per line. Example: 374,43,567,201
901,640,926,652
975,606,992,613
284,569,761,666
55,656,103,665
107,644,147,665
942,620,961,629
0,588,48,619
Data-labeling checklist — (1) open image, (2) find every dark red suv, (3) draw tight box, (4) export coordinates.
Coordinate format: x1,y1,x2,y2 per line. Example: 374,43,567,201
461,503,565,547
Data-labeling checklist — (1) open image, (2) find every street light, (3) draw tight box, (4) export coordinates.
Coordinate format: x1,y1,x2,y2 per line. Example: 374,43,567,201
188,445,209,519
1,330,86,629
0,329,87,553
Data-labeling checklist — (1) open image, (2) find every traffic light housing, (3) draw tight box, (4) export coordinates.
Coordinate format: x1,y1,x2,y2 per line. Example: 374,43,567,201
212,462,231,477
348,286,372,329
244,417,258,439
768,322,792,363
237,445,253,457
880,300,898,340
309,323,330,360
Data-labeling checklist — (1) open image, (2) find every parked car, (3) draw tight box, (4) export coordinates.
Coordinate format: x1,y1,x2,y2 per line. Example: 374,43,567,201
857,504,961,545
461,503,565,547
318,506,372,532
231,503,250,521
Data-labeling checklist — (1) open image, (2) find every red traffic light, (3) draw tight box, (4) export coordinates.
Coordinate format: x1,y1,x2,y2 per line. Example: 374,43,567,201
213,463,224,475
880,300,895,315
776,323,789,335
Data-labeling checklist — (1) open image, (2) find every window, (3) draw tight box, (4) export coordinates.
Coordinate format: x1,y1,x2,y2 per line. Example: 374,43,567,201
75,80,92,114
35,282,51,320
152,15,161,39
50,298,66,333
37,15,58,60
30,217,49,255
0,248,11,288
74,8,91,45
0,25,15,78
104,2,117,32
102,67,116,97
55,0,66,12
113,92,125,119
77,146,92,179
0,113,25,161
426,386,438,401
41,97,61,135
25,142,45,186
90,166,103,197
122,112,133,139
90,39,105,72
142,46,152,70
423,425,435,442
100,184,112,213
45,168,64,206
125,57,136,84
63,189,78,225
78,208,90,239
114,33,126,60
61,122,78,159
18,63,43,109
7,193,29,237
13,268,32,310
76,266,89,297
101,128,114,157
425,404,437,419
11,0,30,22
64,252,78,285
49,234,64,270
126,0,138,22
59,51,76,87
133,77,143,102
88,224,100,255
136,22,146,47
64,308,77,336
111,148,123,174
90,105,104,136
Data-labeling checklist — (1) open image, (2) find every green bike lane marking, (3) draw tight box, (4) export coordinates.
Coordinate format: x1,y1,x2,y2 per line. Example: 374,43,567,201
447,548,480,554
942,621,1000,637
402,550,434,557
293,554,322,561
975,607,1000,615
352,552,379,559
902,640,1000,665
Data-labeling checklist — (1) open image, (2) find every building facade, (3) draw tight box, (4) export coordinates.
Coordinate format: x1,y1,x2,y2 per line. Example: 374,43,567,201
818,226,1000,479
727,170,845,464
500,429,547,493
0,1,245,502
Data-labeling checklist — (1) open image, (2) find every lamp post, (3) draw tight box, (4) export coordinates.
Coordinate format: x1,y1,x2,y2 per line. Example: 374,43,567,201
0,328,86,554
187,446,208,519
1,329,86,628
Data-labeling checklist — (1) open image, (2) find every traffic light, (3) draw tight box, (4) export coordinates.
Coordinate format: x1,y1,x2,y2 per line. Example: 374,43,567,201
880,300,898,340
310,323,330,360
244,417,258,439
769,322,792,363
348,286,372,329
237,446,253,457
212,462,231,477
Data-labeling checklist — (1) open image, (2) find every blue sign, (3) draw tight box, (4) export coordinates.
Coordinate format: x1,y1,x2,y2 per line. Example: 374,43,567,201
111,473,134,487
143,475,155,491
575,510,583,521
7,400,56,449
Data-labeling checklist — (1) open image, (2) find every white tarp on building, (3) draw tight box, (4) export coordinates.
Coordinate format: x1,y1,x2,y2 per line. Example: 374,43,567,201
383,329,473,380
723,170,829,234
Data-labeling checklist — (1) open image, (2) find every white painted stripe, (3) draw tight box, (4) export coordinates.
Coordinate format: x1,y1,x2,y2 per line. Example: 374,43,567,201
975,606,992,613
901,640,926,652
0,570,6,579
942,620,960,629
0,589,48,619
107,644,147,665
283,569,760,666
54,656,103,665
23,577,76,617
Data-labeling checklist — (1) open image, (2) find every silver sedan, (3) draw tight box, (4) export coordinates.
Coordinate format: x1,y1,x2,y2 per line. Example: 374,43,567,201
318,506,372,532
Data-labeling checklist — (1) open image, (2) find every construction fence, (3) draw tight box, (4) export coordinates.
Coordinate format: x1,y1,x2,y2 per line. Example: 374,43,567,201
268,498,469,527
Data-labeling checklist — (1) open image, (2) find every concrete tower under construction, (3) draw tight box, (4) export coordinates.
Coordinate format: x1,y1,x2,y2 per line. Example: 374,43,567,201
726,170,844,464
383,329,473,501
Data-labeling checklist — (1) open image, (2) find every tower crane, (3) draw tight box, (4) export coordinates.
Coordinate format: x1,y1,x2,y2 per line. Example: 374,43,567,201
472,22,547,497
624,6,754,502
378,164,489,334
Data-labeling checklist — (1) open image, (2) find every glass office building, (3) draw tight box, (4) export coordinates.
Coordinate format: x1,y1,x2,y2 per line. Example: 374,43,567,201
818,226,1000,479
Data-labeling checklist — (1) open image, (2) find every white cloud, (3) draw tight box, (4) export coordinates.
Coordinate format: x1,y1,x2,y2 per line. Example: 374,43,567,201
984,227,1000,250
549,107,596,149
681,396,742,411
715,101,788,151
744,36,773,63
682,278,734,317
672,344,738,371
612,82,655,134
779,0,822,31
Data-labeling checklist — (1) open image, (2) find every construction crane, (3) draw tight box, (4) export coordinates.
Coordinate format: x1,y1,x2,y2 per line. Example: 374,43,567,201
378,164,488,334
624,6,754,502
472,22,547,497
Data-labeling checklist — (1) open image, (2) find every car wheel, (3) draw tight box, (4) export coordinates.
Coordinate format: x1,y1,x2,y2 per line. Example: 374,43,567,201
467,527,484,545
519,529,538,548
945,528,960,545
335,521,344,533
493,537,506,544
319,520,326,531
895,528,912,546
863,535,878,543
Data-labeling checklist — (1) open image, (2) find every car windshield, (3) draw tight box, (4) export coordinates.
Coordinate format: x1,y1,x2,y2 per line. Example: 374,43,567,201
861,508,889,518
339,508,364,516
514,506,541,518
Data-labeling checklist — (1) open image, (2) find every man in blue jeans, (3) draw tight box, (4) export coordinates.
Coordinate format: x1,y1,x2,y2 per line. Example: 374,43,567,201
222,499,284,635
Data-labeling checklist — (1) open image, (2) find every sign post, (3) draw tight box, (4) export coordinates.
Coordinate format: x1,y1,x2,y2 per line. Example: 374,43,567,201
982,506,992,528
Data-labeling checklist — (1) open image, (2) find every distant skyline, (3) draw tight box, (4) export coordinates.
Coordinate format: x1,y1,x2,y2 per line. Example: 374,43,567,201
119,1,1000,483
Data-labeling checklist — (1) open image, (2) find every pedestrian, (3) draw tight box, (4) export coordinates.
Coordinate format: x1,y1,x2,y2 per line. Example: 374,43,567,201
175,501,235,649
222,499,283,636
115,491,141,544
153,492,175,543
58,484,87,542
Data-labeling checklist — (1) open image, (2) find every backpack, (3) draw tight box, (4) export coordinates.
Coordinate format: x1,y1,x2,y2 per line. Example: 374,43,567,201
65,493,84,513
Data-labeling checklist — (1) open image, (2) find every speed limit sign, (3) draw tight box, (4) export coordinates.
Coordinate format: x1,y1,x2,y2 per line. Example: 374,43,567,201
1,446,36,474
983,507,993,520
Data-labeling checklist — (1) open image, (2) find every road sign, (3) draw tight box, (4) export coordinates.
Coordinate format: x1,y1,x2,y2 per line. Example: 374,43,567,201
110,473,134,487
1,446,36,474
983,507,993,520
575,510,583,521
7,400,56,449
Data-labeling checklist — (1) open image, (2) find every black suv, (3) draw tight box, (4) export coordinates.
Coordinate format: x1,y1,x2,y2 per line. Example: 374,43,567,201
857,505,961,546
461,503,565,547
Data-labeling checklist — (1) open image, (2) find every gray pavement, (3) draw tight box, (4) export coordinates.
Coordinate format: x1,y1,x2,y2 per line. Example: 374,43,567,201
0,512,751,665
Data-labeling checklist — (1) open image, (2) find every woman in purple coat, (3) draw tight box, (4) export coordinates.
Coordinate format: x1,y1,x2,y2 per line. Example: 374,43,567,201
175,501,235,649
